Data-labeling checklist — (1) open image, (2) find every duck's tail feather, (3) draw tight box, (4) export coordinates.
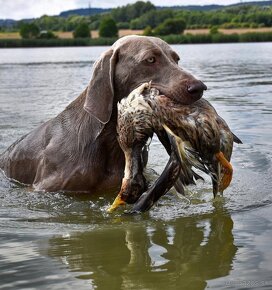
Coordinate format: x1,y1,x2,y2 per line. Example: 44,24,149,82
162,124,215,184
192,169,205,182
232,132,243,144
184,148,211,176
174,178,185,196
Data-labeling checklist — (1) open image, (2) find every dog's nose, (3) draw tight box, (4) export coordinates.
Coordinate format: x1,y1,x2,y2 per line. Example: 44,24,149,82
187,81,207,98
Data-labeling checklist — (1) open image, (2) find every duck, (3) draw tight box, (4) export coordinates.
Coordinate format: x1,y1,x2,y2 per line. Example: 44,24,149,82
108,82,242,213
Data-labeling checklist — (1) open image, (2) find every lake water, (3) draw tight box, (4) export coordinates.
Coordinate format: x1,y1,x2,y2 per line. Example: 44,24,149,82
0,43,272,289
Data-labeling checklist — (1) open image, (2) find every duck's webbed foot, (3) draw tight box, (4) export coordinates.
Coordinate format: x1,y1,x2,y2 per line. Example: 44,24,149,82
108,174,147,213
215,151,233,193
107,192,127,213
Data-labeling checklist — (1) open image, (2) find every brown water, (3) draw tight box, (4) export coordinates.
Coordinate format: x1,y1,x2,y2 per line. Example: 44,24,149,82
0,43,272,289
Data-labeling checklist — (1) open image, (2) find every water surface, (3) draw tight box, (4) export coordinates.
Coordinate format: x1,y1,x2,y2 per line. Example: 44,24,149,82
0,43,272,289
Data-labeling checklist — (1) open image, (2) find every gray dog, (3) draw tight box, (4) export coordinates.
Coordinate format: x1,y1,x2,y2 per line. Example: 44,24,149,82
0,35,206,193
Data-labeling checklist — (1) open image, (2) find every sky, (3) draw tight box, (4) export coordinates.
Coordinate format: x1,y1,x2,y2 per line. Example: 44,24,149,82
0,0,267,20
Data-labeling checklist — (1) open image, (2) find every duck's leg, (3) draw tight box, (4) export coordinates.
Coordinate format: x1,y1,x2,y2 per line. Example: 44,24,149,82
212,178,219,198
156,129,186,195
215,151,233,193
129,149,181,213
108,144,147,212
108,82,152,213
128,126,183,213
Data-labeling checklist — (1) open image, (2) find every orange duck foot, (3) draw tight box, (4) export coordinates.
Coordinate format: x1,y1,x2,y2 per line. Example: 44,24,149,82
107,194,126,213
215,151,233,192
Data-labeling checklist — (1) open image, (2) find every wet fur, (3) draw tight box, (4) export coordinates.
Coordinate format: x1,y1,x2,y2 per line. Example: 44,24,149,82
0,36,206,193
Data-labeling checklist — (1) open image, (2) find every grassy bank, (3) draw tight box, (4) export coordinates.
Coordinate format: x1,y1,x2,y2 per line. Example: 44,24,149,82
162,31,272,44
1,28,272,39
0,32,272,48
0,37,117,48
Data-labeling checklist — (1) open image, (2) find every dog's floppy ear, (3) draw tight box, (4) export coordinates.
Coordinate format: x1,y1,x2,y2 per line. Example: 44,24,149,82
84,48,117,125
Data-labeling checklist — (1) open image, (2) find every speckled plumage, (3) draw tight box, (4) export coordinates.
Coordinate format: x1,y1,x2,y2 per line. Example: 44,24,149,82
119,84,233,169
118,86,233,158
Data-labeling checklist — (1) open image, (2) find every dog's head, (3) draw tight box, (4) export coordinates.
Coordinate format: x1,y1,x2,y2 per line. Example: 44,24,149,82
84,35,207,135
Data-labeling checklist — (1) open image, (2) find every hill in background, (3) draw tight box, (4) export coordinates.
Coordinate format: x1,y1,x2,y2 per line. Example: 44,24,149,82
58,0,272,17
59,8,111,18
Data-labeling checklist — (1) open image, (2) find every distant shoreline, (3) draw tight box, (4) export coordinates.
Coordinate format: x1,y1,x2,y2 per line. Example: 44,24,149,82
1,27,272,39
1,29,272,48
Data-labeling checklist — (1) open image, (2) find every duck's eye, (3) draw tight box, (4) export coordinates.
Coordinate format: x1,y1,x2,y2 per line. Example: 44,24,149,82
146,57,156,64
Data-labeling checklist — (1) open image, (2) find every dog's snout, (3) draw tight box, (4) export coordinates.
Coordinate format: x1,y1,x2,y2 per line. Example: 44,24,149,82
187,81,207,98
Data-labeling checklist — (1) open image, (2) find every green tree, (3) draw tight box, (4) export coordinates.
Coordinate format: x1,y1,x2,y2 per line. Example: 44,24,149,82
99,18,118,38
154,18,186,36
65,15,89,32
111,1,155,23
39,31,57,39
19,23,40,39
130,9,174,29
34,15,63,31
143,26,153,36
117,22,130,29
89,20,100,30
209,26,219,34
73,22,90,38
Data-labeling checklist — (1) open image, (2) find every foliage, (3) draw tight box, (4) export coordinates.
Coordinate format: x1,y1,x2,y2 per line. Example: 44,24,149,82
19,23,40,39
211,33,239,43
161,31,272,44
2,1,272,38
209,26,219,34
73,22,90,38
33,15,64,31
99,18,118,38
32,14,102,32
111,1,155,23
175,5,272,29
67,16,90,32
39,31,57,39
154,18,186,36
117,22,130,29
239,31,272,42
89,20,100,30
0,37,118,48
2,31,272,48
143,26,153,36
130,9,174,29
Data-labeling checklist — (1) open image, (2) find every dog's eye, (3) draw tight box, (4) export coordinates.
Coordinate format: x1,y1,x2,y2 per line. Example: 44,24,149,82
146,57,156,64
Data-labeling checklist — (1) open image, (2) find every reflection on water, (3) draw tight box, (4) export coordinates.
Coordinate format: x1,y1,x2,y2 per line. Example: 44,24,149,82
0,232,91,289
46,206,236,290
0,43,272,289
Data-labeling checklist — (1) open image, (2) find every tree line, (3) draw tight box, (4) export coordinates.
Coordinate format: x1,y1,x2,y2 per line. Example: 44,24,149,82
1,1,271,39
